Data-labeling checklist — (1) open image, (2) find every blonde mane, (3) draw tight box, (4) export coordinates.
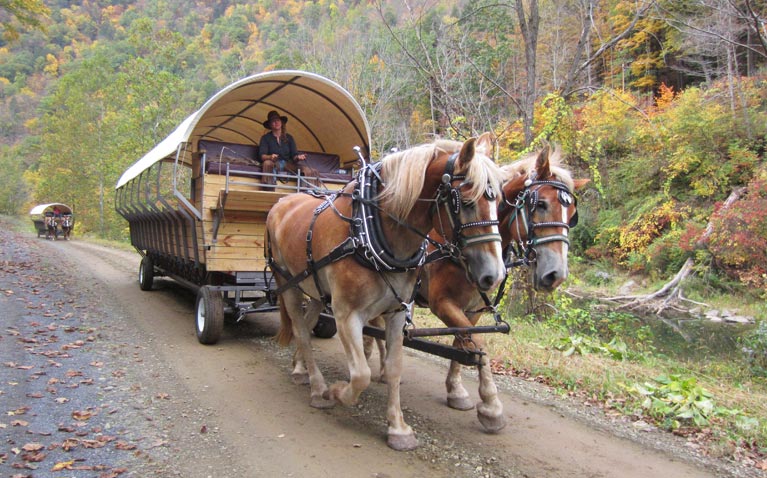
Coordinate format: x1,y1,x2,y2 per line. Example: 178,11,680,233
378,139,505,220
500,147,574,191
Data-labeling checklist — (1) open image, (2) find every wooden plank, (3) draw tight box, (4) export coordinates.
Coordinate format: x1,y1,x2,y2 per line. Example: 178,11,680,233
203,220,267,236
216,189,281,213
206,257,268,273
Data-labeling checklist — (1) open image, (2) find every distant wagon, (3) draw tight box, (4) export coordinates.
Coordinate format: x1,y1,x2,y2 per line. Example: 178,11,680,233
29,203,74,240
114,70,371,344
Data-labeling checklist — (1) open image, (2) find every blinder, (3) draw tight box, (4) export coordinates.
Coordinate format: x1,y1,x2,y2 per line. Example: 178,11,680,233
558,189,578,227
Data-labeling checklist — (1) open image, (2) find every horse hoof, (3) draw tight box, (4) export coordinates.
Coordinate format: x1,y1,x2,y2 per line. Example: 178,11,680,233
291,372,310,385
387,433,418,451
447,396,475,411
310,395,335,409
477,408,507,433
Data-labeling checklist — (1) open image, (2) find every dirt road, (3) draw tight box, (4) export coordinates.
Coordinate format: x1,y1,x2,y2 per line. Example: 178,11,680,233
1,224,751,477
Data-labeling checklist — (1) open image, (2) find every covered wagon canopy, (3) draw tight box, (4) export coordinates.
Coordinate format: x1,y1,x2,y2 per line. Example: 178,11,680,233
29,203,73,215
116,70,371,189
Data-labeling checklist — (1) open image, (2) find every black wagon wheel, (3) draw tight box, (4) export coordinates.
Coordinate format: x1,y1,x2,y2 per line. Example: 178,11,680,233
312,312,337,339
196,286,225,345
138,256,155,291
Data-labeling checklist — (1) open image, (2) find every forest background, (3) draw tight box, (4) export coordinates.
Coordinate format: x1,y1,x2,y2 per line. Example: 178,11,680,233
2,0,766,297
3,0,767,470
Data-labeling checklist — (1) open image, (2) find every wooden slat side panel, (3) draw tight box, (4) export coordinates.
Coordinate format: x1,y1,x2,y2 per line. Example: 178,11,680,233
203,215,268,273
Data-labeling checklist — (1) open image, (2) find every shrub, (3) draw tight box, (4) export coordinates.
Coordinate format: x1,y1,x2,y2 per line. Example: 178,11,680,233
707,178,767,296
615,200,690,269
629,374,740,429
645,228,691,277
740,320,767,378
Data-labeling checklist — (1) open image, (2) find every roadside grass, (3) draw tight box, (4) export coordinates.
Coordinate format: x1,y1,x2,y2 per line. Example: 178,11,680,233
412,268,767,466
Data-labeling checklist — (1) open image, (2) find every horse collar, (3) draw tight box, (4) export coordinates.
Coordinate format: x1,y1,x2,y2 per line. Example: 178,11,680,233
351,162,427,272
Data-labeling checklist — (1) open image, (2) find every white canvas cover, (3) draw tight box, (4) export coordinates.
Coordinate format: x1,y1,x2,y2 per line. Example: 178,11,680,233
29,203,73,215
116,70,371,189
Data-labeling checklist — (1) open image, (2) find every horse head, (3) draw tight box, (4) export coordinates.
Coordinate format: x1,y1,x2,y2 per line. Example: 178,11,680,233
375,134,505,292
499,146,589,291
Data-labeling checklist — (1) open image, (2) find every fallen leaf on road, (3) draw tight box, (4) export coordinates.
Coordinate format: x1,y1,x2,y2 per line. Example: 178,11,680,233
21,452,46,462
72,410,93,421
51,460,74,471
81,439,107,449
99,468,128,477
62,438,79,451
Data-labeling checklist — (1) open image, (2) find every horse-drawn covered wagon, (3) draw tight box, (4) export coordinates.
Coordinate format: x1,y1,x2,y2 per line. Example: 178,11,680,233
29,203,74,240
116,70,585,450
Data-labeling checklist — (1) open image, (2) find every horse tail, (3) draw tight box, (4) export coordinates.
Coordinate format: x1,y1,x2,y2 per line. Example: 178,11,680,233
275,298,294,346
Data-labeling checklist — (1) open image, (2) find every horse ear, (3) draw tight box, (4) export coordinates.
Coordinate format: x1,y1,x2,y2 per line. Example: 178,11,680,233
536,145,551,178
475,132,495,160
458,137,477,167
573,178,590,191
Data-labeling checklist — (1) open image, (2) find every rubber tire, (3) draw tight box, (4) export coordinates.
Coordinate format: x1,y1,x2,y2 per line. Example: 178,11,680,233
138,256,154,291
312,314,337,339
196,286,224,345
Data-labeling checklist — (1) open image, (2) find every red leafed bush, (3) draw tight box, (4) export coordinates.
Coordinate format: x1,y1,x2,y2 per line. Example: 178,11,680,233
706,178,767,295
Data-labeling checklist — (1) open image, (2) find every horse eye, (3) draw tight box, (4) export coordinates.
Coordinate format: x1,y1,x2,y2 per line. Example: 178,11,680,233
462,200,476,210
536,200,548,211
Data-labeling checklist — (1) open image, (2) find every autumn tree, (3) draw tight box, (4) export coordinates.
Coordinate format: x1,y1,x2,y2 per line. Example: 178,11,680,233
0,0,49,41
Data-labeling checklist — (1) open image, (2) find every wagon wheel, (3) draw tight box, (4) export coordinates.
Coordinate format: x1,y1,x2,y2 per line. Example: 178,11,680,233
138,256,155,291
196,286,224,345
312,313,337,339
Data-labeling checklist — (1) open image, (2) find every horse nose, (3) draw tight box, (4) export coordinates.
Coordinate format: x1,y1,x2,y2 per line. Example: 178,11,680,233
477,271,502,292
538,270,565,290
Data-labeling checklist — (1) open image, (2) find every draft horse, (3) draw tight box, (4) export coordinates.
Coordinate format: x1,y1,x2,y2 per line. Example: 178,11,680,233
266,133,506,450
60,214,73,240
367,145,589,432
44,213,58,240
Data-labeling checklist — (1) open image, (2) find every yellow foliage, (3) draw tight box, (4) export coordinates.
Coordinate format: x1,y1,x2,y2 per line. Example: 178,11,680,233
369,54,385,71
615,201,689,264
43,53,59,76
654,83,675,111
24,117,38,131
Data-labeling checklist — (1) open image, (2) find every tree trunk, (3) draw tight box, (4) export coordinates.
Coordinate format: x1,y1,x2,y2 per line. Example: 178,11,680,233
603,187,747,315
515,0,539,147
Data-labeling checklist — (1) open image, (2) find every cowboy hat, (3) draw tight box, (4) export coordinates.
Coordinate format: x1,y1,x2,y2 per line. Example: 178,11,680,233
263,110,288,129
